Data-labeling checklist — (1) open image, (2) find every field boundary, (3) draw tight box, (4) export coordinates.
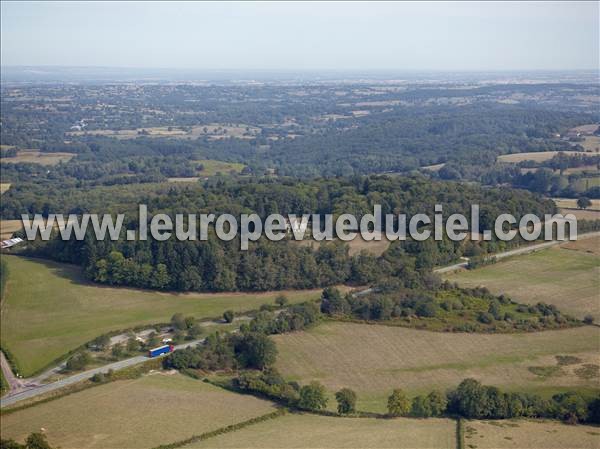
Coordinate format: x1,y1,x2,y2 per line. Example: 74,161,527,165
456,418,464,449
152,408,287,449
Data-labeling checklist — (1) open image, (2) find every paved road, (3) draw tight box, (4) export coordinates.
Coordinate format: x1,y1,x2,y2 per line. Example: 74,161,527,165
0,352,23,392
435,231,600,274
0,338,204,408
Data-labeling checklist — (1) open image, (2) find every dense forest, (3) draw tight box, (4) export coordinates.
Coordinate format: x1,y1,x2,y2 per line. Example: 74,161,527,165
19,176,556,292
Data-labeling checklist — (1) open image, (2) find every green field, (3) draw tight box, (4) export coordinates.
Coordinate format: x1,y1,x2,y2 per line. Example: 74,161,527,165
188,413,456,449
466,419,600,449
446,240,600,322
273,322,600,413
0,255,330,376
194,159,246,176
0,373,276,449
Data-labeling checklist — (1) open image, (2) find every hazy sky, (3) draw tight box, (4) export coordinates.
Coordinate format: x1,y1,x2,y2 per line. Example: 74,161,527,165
1,1,598,71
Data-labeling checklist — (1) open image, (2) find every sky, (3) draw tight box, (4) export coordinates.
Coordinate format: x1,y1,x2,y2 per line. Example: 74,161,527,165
1,1,598,71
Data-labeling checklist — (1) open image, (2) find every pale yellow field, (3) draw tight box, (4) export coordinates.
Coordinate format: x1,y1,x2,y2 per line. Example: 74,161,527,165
561,208,600,220
563,165,599,175
466,419,600,449
579,135,600,153
571,124,600,135
0,219,23,240
0,183,11,194
553,198,600,211
0,373,276,449
498,151,590,163
167,177,202,183
1,150,75,166
188,414,456,449
273,322,600,413
297,233,391,257
421,163,446,172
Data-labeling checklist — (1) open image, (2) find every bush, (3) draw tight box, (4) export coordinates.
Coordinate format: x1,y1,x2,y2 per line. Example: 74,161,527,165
223,310,235,323
171,313,187,330
583,315,594,325
298,381,328,411
65,352,91,372
275,294,288,307
477,311,494,324
91,372,108,383
415,301,437,318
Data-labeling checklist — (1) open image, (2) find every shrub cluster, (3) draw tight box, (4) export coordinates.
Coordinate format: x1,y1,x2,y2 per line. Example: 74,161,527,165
321,284,579,332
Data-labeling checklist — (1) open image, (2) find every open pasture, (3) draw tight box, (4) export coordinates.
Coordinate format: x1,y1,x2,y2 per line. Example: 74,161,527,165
188,413,456,449
497,151,590,163
0,219,23,240
578,135,600,153
273,322,600,413
446,238,600,321
465,419,600,449
193,159,246,176
1,255,334,376
421,162,446,172
552,198,600,211
296,232,391,257
0,373,276,449
1,150,75,166
167,159,246,182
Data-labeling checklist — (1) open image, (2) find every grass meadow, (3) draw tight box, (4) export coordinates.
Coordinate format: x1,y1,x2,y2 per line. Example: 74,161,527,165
188,413,456,449
465,419,600,449
0,373,276,449
0,255,333,376
497,151,591,163
446,238,600,321
273,322,600,413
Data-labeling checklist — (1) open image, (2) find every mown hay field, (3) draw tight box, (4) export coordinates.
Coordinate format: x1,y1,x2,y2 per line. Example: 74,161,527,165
0,219,22,240
465,419,600,449
552,198,600,211
188,413,456,449
1,150,75,165
579,135,600,152
296,233,391,257
0,373,276,449
273,322,599,413
1,255,337,376
497,151,590,163
167,159,246,182
446,238,600,321
193,159,246,176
